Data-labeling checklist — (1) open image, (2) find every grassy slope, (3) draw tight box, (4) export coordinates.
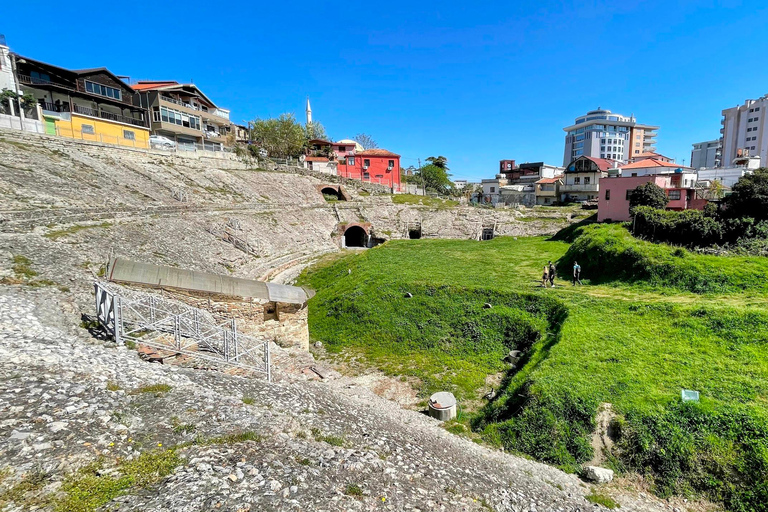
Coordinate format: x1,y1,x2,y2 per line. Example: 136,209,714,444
299,230,768,511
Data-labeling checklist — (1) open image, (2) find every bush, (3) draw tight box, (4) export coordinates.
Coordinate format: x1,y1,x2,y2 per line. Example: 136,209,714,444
558,223,768,293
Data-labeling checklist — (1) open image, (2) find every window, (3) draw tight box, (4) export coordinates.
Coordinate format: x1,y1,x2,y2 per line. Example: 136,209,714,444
160,106,200,130
490,187,496,193
85,80,122,100
750,108,755,113
668,190,681,200
338,146,345,152
81,124,95,134
363,159,370,167
123,130,135,140
584,177,591,185
363,172,370,179
30,71,51,83
574,177,581,184
388,159,395,169
348,156,355,165
626,190,633,200
605,189,611,200
757,107,761,111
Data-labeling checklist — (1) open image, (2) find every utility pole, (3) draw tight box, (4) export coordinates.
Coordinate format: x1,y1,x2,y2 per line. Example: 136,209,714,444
9,53,25,126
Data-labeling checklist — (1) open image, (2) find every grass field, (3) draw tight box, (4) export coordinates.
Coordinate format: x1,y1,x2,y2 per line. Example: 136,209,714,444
299,225,768,511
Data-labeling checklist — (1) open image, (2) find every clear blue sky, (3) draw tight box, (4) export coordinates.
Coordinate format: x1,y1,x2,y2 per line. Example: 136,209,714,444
3,1,766,180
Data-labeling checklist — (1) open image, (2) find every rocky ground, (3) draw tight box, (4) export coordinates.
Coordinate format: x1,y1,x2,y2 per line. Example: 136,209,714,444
0,285,693,512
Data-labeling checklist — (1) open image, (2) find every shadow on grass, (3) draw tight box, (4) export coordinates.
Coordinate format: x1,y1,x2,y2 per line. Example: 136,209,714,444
548,213,597,243
472,295,569,428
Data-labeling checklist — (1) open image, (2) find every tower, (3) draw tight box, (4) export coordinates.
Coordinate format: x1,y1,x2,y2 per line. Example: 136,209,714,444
305,97,312,126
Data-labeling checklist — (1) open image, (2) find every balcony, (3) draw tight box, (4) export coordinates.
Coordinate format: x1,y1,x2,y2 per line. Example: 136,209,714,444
561,183,599,192
72,104,148,128
17,74,74,91
39,102,70,113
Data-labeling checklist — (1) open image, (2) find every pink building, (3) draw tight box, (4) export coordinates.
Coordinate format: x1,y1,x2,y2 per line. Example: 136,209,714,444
598,174,707,222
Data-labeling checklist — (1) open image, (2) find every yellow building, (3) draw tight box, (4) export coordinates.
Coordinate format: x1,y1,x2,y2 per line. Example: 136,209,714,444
15,56,150,149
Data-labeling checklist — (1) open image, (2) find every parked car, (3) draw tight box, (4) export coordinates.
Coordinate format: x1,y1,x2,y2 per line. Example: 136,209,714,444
150,135,176,148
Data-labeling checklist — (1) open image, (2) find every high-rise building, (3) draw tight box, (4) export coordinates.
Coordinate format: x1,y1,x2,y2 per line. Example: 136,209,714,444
720,95,768,167
690,139,721,169
562,108,658,166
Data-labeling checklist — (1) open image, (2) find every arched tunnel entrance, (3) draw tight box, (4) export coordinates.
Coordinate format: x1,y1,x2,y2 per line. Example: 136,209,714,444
344,225,368,248
321,187,343,201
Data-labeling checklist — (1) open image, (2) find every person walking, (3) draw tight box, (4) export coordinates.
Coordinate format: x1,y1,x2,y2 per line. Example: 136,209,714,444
548,261,557,287
541,265,549,288
573,261,582,285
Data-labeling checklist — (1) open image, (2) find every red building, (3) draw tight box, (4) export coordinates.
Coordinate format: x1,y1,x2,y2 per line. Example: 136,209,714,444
338,149,401,191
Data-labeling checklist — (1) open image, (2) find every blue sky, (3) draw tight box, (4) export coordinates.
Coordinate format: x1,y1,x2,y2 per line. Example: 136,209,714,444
3,1,766,180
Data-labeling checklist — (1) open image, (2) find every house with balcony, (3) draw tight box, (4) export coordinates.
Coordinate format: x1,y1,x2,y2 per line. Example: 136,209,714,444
133,81,233,151
14,55,150,147
598,174,707,222
560,156,616,202
535,175,563,205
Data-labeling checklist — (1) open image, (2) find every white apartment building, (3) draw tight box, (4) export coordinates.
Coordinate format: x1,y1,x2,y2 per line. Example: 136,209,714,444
691,139,721,169
562,108,658,166
0,35,17,96
721,95,768,168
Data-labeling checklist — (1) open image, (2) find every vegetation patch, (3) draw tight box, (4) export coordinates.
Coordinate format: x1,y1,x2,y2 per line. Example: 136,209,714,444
131,383,172,395
344,483,364,497
54,450,181,512
44,222,112,240
391,194,458,208
585,490,619,509
299,232,768,511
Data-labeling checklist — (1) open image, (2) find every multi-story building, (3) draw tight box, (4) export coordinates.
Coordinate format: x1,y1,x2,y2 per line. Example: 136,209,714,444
560,156,616,202
499,161,562,182
337,149,401,190
720,95,768,167
14,55,150,147
133,81,233,151
534,176,563,205
0,35,16,94
563,108,658,166
599,174,707,222
697,154,759,188
691,139,721,169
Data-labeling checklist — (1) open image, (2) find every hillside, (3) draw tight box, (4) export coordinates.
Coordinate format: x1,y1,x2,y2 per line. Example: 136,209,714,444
300,226,768,511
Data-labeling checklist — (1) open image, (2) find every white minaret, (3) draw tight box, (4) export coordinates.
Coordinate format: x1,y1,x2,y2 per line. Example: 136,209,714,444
305,97,312,125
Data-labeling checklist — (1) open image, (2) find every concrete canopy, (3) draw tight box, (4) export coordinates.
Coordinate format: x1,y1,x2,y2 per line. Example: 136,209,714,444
106,258,314,305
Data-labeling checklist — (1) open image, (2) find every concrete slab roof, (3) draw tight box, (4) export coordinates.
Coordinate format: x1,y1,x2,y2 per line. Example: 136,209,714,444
106,258,314,304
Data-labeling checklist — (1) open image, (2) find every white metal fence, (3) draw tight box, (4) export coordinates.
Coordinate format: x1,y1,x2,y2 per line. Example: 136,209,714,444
95,282,271,380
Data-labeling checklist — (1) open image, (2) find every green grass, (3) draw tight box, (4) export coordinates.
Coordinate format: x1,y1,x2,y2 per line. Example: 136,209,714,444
298,228,768,511
391,193,459,208
54,450,181,512
11,255,37,278
344,483,364,497
585,490,620,509
44,222,112,240
131,383,172,395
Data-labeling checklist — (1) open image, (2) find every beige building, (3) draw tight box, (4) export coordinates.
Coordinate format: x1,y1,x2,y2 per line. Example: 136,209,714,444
133,81,234,151
720,95,768,168
535,175,563,205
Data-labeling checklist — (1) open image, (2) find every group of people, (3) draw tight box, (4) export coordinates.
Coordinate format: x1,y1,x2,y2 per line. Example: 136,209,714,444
541,260,583,287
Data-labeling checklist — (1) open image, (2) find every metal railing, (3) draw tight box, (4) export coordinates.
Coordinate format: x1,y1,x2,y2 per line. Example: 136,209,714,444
95,282,271,379
72,104,148,127
39,102,70,113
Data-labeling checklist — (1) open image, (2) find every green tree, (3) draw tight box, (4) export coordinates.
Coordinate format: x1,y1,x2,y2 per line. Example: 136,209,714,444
723,168,768,221
415,164,453,194
426,156,449,171
629,182,669,212
249,114,306,158
304,121,328,142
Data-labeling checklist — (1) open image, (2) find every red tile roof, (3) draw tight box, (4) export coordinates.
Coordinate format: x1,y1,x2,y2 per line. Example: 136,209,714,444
621,158,690,170
536,175,564,184
132,81,179,91
356,149,400,157
582,156,617,171
305,156,329,162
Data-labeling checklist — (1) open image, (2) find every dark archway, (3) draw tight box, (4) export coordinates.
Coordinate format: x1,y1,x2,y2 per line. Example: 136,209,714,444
344,225,367,247
321,187,343,201
409,228,422,240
